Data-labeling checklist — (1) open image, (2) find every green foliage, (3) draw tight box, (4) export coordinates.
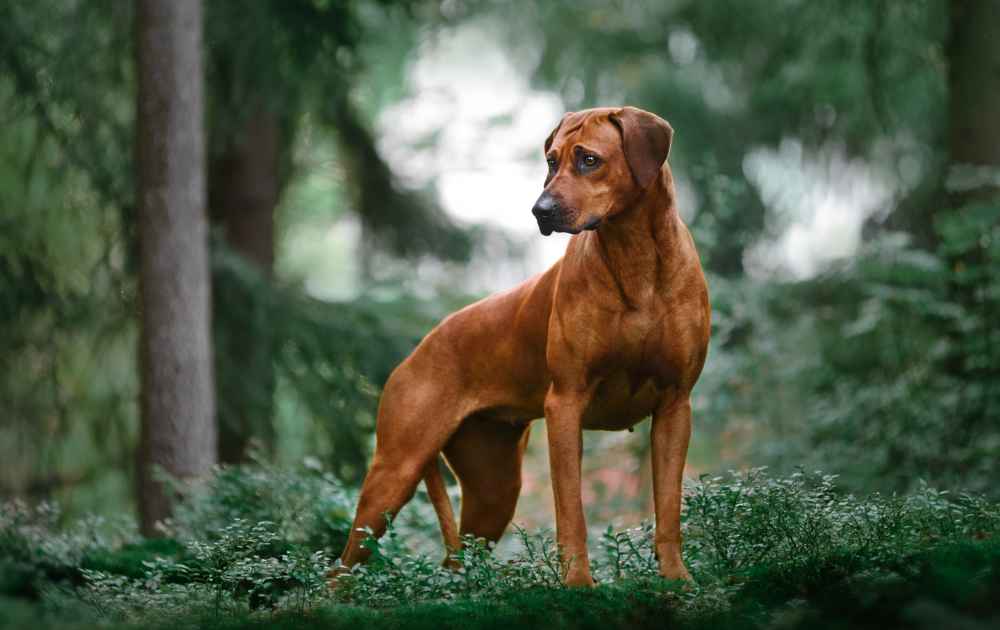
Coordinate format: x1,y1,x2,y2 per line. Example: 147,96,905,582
215,251,390,481
82,520,330,618
1,16,998,630
204,0,474,262
0,500,137,599
0,463,349,615
334,525,566,606
161,458,356,555
2,467,997,629
702,203,1000,495
332,468,1000,610
0,2,137,510
212,250,462,481
489,0,947,273
80,539,184,580
0,0,473,511
684,469,998,583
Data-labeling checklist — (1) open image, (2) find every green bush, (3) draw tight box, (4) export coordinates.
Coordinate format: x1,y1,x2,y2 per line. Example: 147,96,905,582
161,457,356,555
2,465,998,629
702,203,1000,496
332,468,1000,610
683,469,998,584
80,519,329,618
0,500,136,598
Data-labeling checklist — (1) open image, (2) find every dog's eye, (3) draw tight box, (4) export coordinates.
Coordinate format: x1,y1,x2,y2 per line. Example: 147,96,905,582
581,155,600,168
546,157,557,170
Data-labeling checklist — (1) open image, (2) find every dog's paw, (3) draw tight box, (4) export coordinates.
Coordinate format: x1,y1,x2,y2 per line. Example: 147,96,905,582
564,569,597,588
441,555,462,571
327,565,351,593
658,562,692,583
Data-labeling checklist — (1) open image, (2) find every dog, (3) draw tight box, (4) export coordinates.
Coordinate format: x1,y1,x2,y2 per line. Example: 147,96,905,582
331,106,710,587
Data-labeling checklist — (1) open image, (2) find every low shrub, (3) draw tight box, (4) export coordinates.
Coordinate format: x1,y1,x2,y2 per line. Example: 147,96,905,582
683,469,999,583
1,465,997,628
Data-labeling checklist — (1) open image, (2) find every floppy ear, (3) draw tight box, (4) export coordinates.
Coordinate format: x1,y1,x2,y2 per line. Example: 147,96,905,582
544,112,571,153
609,106,673,188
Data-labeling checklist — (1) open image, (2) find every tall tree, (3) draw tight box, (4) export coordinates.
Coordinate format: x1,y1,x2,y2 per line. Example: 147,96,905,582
940,0,1000,436
203,1,472,464
210,106,284,464
135,0,216,534
0,0,475,502
947,0,1000,206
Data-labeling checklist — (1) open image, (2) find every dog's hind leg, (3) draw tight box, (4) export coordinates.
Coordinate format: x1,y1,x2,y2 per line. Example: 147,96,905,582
443,415,530,544
423,455,460,563
332,371,467,580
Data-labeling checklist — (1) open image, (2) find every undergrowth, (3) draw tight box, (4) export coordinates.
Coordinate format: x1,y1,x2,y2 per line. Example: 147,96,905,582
1,464,997,629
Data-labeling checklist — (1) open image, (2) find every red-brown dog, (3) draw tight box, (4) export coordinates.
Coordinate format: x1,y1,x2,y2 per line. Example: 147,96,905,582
333,106,710,587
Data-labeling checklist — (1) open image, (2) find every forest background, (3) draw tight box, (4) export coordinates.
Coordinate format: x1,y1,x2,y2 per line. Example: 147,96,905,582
1,1,998,628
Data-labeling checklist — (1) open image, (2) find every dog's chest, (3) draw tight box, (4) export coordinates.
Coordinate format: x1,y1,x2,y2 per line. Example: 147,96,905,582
578,307,688,430
582,371,670,430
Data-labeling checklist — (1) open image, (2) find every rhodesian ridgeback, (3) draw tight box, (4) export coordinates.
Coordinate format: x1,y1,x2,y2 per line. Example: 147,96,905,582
332,106,710,587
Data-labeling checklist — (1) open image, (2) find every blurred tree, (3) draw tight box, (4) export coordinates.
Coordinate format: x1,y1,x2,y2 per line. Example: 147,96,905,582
937,0,1000,466
134,0,216,534
689,0,1000,494
0,0,471,511
210,106,284,464
946,0,1000,208
204,1,473,464
0,1,137,510
203,0,335,465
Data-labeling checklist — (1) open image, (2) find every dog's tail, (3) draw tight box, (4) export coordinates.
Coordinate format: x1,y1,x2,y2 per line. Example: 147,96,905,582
423,456,460,561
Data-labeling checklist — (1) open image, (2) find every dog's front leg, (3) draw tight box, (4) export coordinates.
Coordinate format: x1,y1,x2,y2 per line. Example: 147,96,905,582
651,394,693,581
544,384,594,587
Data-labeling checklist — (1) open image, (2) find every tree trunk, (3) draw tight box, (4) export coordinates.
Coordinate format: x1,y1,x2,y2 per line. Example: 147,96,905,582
947,0,1000,205
135,0,216,536
210,107,281,464
212,108,280,273
943,0,1000,442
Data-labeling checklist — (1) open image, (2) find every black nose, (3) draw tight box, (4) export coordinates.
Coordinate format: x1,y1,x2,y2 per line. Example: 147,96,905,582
532,192,559,220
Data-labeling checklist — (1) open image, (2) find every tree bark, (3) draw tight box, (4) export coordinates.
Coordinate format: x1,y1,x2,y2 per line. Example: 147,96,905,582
135,0,216,536
948,0,1000,206
211,108,280,274
943,0,1000,433
210,107,281,464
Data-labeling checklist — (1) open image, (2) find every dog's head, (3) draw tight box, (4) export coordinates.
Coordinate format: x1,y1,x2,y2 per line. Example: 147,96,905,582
531,106,673,235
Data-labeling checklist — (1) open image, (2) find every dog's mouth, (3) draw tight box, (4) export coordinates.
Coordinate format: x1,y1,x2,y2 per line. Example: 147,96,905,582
536,220,574,236
536,216,602,236
535,215,568,236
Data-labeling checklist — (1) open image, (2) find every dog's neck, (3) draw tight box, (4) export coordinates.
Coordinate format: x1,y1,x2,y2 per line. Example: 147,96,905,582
586,169,680,308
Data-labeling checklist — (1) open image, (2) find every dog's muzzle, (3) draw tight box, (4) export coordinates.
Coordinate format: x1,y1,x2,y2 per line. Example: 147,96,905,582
531,192,564,236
